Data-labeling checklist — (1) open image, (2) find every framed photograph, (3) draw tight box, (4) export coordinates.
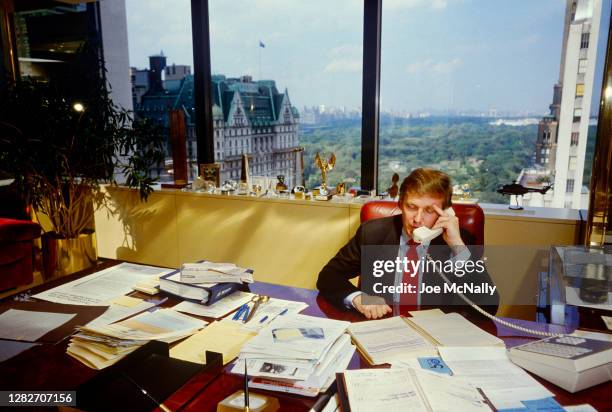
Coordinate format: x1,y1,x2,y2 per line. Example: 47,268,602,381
199,163,221,186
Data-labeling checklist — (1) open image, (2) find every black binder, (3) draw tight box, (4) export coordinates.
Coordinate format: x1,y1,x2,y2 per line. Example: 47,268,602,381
76,340,223,411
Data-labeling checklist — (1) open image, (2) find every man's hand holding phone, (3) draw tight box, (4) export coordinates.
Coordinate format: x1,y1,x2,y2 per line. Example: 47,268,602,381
352,293,392,319
431,205,465,249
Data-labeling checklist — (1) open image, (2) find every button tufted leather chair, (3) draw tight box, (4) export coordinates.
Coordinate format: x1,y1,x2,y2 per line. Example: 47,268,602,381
0,218,41,290
360,200,485,245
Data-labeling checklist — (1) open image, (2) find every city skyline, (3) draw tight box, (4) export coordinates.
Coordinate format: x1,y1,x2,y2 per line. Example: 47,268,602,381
126,0,568,114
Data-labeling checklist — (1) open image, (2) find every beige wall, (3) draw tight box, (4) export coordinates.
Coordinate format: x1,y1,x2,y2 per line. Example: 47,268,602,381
95,188,582,317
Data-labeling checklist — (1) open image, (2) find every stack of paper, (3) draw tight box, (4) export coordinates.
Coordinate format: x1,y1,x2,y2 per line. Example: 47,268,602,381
67,308,207,369
180,262,254,284
348,316,437,365
86,296,160,327
232,314,355,397
131,276,162,295
171,291,256,319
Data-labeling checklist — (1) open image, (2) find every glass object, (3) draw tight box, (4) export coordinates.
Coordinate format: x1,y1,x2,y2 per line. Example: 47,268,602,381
293,185,306,200
548,245,611,328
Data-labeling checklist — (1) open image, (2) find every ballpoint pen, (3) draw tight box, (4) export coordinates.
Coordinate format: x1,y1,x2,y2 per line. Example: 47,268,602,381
244,360,250,412
233,303,250,321
263,308,288,325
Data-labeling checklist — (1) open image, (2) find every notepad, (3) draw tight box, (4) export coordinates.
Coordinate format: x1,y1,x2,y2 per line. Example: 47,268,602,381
406,312,505,347
170,321,256,365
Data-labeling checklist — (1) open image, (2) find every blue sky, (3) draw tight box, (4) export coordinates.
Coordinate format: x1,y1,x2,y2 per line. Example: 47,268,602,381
126,0,589,114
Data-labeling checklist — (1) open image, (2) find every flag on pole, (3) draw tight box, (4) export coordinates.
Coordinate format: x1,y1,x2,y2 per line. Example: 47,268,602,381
259,40,265,48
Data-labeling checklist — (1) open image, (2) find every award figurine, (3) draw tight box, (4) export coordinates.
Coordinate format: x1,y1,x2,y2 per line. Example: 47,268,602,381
314,152,336,200
275,175,288,193
388,173,400,199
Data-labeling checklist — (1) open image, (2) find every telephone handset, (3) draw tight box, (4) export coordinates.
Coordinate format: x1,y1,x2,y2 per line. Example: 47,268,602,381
412,207,455,243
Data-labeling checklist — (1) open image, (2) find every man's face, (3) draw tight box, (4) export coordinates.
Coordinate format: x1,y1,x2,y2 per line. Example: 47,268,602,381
399,193,445,235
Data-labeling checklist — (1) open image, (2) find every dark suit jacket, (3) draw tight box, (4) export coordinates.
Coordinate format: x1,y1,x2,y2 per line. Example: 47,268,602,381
316,214,499,315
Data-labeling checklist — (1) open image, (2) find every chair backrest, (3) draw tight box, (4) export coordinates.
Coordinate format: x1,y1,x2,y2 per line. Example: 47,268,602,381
360,200,485,245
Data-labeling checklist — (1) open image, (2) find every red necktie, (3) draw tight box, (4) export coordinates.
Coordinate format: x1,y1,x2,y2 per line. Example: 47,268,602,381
401,239,419,307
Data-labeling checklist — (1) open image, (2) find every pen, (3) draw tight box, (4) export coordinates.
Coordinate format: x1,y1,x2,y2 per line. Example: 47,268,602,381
244,360,250,412
259,308,289,323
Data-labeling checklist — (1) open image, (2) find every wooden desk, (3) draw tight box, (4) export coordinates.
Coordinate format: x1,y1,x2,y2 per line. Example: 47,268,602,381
0,262,610,411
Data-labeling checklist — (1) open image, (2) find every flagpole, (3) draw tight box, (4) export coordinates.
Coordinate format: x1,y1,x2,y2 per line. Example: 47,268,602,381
258,43,262,80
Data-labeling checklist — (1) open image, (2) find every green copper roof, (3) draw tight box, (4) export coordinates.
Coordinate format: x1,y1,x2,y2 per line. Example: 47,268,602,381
136,74,300,127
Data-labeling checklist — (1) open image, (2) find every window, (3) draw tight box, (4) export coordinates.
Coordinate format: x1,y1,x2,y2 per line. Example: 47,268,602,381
576,84,584,97
571,132,579,146
569,156,577,171
578,59,588,73
580,32,590,49
126,1,194,181
378,0,570,204
566,179,574,193
209,0,363,188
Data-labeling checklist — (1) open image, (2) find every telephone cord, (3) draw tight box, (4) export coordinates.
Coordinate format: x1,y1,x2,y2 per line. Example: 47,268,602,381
426,255,560,338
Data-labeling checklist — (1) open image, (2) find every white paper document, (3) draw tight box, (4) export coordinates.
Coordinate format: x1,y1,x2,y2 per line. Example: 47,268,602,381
342,369,429,412
438,346,553,410
33,263,175,306
408,312,504,347
86,299,158,327
171,291,256,319
348,316,437,364
0,309,76,342
412,369,490,412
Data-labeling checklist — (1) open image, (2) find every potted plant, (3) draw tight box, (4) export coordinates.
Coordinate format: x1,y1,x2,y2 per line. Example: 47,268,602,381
0,45,165,278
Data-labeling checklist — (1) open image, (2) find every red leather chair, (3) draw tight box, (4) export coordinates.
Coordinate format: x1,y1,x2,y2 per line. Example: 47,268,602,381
360,200,485,245
0,218,41,291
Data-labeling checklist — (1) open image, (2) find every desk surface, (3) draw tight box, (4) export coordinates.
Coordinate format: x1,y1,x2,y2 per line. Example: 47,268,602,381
0,261,610,412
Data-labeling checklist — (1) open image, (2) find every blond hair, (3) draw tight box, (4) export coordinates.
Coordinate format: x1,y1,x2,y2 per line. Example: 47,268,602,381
399,168,452,208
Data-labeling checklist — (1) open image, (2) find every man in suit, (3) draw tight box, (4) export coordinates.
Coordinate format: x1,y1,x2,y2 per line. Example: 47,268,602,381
317,168,499,319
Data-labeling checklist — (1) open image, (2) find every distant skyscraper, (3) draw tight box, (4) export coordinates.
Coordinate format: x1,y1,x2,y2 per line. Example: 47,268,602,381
524,0,604,209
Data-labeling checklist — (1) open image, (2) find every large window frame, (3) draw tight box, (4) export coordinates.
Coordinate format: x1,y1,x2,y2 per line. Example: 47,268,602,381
190,0,611,197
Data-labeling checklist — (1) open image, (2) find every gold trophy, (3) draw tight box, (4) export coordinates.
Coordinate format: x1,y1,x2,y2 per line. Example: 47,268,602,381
314,152,336,200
